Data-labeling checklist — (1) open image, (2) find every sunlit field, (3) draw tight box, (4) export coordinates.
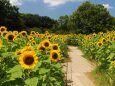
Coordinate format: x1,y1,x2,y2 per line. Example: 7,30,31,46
0,26,115,85
0,26,67,86
0,0,115,86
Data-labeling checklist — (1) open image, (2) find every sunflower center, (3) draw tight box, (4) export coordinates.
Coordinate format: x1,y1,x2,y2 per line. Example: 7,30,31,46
44,42,49,47
103,39,106,42
24,56,34,65
40,46,45,51
99,43,102,46
48,37,51,39
52,53,58,59
8,35,14,41
53,46,58,50
3,33,7,36
22,33,26,36
1,28,5,31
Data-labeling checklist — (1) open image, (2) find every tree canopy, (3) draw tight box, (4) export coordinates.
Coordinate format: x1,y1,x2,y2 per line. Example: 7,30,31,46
0,0,115,34
0,0,22,30
70,1,114,34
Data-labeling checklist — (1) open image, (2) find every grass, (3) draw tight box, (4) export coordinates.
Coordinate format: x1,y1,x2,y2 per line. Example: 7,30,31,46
91,68,115,86
81,52,114,86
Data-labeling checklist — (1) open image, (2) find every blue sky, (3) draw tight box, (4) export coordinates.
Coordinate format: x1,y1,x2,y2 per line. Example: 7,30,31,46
9,0,115,19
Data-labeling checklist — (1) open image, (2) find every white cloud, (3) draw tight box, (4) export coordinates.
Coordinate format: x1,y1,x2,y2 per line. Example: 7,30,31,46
103,4,113,9
9,0,37,6
43,0,84,7
10,0,22,6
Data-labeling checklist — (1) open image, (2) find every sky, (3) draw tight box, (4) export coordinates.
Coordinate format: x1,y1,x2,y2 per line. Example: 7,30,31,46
9,0,115,19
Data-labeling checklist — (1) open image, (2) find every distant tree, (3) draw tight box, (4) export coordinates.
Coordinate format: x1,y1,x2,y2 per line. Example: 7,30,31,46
70,1,114,34
55,15,72,34
0,0,23,31
20,14,56,32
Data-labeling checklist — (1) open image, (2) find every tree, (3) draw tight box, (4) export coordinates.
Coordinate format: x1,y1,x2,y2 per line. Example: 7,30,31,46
0,0,23,31
70,1,114,34
20,14,56,32
58,15,69,33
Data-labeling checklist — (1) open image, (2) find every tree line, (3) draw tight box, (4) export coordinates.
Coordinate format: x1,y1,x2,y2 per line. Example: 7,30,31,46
0,0,115,34
0,0,56,32
55,1,115,34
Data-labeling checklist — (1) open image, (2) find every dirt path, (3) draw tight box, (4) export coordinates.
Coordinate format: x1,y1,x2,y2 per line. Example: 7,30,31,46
63,46,95,86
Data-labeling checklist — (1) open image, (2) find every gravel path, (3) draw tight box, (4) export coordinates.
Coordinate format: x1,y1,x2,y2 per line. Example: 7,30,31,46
63,46,95,86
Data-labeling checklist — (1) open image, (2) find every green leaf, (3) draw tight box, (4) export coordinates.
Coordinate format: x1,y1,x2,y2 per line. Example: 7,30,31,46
49,77,56,81
107,53,115,60
39,68,50,74
25,77,38,86
7,65,22,80
52,63,61,69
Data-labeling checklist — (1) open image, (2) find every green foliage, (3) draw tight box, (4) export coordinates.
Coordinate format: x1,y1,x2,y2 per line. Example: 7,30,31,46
67,34,78,46
76,31,115,84
0,0,23,30
20,13,56,31
70,1,114,34
0,35,65,86
28,27,42,33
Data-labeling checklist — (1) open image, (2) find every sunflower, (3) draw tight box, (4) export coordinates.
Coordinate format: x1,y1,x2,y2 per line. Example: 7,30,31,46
1,31,8,37
19,31,27,38
0,39,2,48
100,32,104,36
50,50,60,62
5,32,15,42
19,51,38,69
111,61,115,65
28,35,34,41
112,36,115,41
21,46,34,52
93,33,96,37
42,39,51,48
13,31,18,36
32,41,36,45
51,44,60,51
37,44,45,51
47,35,51,40
0,26,7,32
101,38,106,43
30,31,36,36
16,49,22,55
96,41,103,47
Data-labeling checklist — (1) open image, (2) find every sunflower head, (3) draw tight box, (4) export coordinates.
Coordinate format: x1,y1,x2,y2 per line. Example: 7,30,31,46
50,50,60,62
93,33,96,37
101,38,106,43
0,26,7,32
1,31,8,37
19,31,27,38
22,46,34,52
97,41,103,47
42,39,51,48
28,35,34,41
37,44,45,51
30,31,36,36
112,36,115,41
16,49,22,55
51,44,60,51
19,51,38,69
100,32,104,36
13,31,18,35
32,41,36,45
5,32,15,42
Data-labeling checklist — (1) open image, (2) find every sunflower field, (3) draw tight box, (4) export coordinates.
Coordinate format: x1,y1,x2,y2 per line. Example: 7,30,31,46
75,31,115,83
0,26,69,86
